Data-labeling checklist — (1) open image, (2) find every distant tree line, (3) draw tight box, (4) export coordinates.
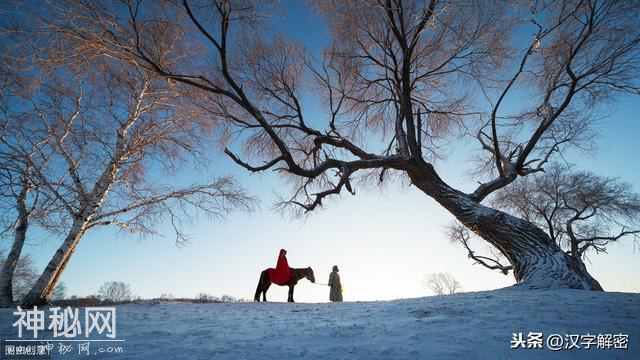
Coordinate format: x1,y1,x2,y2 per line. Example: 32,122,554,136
45,280,247,306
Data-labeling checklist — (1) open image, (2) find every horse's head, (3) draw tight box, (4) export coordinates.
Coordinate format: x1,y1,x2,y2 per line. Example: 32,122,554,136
306,267,315,283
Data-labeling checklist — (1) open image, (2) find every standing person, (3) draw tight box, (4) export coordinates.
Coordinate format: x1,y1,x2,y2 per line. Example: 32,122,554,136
328,265,343,302
267,249,293,285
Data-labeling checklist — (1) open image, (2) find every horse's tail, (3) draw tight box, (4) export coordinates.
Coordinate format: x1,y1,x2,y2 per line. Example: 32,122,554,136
254,270,265,302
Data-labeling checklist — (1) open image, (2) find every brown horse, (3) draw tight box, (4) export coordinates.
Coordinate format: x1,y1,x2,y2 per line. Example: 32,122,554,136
254,267,315,302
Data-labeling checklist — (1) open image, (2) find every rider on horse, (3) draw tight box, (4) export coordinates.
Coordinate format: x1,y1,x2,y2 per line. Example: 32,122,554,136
256,249,315,302
267,249,293,285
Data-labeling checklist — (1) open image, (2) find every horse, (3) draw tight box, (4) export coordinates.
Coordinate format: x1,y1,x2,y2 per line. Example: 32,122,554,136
254,267,315,302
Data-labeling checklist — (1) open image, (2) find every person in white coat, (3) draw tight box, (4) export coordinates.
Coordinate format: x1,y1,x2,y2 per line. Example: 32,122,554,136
328,265,343,302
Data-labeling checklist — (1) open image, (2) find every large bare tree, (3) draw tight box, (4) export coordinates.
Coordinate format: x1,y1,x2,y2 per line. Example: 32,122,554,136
449,165,640,278
495,165,640,259
23,0,640,291
0,54,253,306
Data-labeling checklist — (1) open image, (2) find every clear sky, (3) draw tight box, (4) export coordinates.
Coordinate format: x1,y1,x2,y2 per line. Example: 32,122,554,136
16,1,640,302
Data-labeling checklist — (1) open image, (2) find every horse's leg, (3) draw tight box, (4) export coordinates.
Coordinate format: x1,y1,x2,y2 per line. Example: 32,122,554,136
261,270,271,302
288,285,295,303
254,270,266,302
263,282,270,302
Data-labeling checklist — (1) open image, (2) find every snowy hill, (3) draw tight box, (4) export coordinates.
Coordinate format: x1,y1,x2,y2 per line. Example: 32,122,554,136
0,287,638,359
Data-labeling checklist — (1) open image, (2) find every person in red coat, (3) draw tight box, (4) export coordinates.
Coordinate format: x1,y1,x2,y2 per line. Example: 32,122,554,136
268,249,293,285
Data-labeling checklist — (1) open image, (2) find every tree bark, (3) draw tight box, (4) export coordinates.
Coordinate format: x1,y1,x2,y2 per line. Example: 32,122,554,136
0,184,30,307
21,183,111,307
406,161,603,291
20,219,87,307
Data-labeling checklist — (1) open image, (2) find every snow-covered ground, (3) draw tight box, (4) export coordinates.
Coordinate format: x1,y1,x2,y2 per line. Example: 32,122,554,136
0,287,638,359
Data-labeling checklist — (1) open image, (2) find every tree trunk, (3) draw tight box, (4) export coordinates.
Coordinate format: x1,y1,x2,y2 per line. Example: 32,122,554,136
406,162,603,291
20,219,86,307
21,143,121,307
0,185,30,307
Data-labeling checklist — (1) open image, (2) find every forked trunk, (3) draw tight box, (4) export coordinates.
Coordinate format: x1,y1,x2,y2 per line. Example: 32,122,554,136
407,163,603,291
21,145,120,307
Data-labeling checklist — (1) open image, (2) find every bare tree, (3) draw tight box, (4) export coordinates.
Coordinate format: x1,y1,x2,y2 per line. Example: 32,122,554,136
450,164,640,276
220,295,238,303
98,281,132,303
31,0,640,290
0,162,37,306
0,60,57,307
194,292,218,303
0,252,38,303
50,282,67,301
0,50,253,306
425,273,462,295
496,165,640,258
158,293,174,300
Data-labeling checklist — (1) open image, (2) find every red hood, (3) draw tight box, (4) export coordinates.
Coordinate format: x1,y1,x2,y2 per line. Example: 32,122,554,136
269,249,292,285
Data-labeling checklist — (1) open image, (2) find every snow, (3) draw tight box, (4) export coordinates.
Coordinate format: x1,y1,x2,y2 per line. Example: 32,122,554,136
0,287,638,359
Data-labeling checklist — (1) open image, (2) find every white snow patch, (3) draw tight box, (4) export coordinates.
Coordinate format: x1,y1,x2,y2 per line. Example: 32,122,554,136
1,288,637,359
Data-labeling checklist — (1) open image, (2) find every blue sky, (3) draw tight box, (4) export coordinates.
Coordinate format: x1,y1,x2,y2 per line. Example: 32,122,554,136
15,1,640,302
